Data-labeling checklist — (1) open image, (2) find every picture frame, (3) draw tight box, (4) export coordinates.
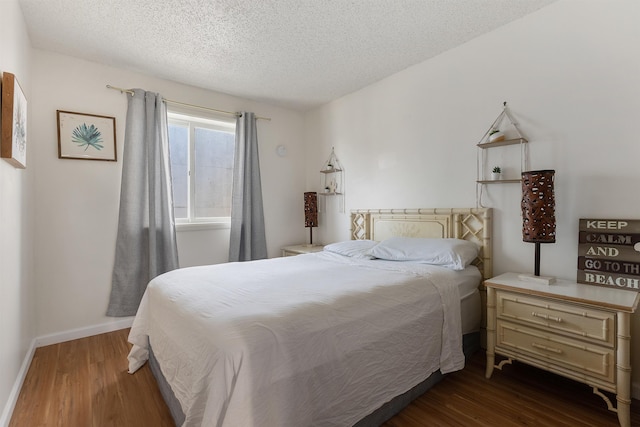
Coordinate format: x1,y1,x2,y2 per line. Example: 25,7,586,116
1,72,27,168
57,110,117,161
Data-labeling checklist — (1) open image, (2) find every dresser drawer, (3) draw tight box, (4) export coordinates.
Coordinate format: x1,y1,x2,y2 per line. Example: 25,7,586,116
496,290,615,346
496,320,615,383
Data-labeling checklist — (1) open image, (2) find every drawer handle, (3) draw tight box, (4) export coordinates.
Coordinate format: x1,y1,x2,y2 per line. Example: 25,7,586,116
531,311,563,323
531,342,563,354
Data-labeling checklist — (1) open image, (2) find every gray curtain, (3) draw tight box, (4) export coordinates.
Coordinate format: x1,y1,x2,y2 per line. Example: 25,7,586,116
229,112,268,262
107,89,179,316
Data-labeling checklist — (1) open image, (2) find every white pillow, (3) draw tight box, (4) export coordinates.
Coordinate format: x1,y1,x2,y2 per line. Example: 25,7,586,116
323,240,378,259
366,237,479,270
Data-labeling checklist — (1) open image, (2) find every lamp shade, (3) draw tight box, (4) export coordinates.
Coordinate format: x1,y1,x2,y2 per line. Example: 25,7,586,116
522,170,556,243
304,192,318,228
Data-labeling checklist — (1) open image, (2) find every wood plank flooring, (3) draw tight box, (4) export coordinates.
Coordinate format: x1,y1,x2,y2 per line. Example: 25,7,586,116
9,329,640,426
9,329,173,427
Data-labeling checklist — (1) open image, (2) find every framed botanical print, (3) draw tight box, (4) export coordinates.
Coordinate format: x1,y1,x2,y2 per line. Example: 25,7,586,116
57,110,117,161
1,72,27,168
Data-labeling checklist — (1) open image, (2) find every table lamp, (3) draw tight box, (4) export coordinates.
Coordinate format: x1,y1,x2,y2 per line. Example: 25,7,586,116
520,169,556,284
304,192,318,246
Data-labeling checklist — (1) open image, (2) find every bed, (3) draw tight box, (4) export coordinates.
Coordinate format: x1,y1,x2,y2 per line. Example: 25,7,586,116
128,207,492,426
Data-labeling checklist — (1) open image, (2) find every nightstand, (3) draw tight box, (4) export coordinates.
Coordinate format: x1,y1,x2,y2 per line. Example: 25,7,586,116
281,244,324,257
485,272,639,427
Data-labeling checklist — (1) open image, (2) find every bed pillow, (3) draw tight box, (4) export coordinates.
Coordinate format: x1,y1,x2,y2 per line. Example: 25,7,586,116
323,240,378,259
366,237,479,270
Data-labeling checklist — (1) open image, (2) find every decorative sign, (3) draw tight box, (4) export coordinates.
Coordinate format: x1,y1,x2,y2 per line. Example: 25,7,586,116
577,219,640,291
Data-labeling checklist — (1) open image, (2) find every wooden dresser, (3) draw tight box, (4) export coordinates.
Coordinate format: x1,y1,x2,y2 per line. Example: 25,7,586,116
485,272,639,427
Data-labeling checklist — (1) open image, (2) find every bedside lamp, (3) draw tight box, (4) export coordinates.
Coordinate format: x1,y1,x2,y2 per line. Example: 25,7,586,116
520,170,556,284
304,192,318,246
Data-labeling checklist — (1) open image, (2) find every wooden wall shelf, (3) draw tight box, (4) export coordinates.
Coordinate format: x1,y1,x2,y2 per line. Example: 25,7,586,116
477,179,522,184
477,137,528,149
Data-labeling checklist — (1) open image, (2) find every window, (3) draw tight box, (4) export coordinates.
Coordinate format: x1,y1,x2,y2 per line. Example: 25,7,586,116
168,111,236,227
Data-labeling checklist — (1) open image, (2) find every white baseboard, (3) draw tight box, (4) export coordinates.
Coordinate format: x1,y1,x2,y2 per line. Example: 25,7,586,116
0,339,35,427
35,317,134,347
1,318,134,427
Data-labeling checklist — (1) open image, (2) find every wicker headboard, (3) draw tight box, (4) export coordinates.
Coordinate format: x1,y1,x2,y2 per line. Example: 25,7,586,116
350,208,493,279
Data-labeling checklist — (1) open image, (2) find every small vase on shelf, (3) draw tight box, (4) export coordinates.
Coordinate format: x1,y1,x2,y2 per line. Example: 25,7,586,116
488,129,505,143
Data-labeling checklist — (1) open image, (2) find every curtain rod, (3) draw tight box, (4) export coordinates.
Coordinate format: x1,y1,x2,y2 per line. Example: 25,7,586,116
106,85,271,121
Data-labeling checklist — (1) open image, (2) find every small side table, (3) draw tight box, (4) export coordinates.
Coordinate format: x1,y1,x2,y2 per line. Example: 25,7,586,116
485,272,639,427
281,244,324,257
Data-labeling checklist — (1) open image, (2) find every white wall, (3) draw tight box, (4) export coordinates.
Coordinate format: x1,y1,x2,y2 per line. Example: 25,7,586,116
304,0,640,385
30,50,306,337
5,0,640,419
0,0,35,424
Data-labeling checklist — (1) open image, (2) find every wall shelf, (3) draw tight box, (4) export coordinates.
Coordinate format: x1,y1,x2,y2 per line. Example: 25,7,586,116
477,137,528,149
319,147,344,212
476,103,530,207
320,168,343,174
477,179,522,184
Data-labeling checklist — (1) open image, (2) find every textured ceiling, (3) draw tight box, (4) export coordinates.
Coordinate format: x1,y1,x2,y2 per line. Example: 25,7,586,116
19,0,554,111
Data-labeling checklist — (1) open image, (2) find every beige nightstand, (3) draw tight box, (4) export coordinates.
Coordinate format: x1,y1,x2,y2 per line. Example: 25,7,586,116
281,244,324,257
485,272,639,427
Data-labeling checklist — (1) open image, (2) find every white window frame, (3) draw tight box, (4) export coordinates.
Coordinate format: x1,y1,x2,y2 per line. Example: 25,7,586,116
168,110,236,231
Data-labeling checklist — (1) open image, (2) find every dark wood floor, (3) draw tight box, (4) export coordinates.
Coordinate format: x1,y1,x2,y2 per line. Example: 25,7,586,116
9,328,640,426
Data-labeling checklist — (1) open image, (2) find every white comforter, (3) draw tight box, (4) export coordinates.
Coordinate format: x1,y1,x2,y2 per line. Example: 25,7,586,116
128,252,465,427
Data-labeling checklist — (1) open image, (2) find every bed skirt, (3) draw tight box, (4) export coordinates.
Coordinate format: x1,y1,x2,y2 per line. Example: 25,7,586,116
149,331,480,427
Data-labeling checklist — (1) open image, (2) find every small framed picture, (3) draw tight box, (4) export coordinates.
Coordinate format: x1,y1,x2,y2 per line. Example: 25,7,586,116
57,110,117,161
1,72,27,168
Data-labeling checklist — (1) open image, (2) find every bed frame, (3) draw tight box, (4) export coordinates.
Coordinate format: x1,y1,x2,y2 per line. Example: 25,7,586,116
349,208,492,426
351,208,493,347
350,208,492,279
149,207,493,426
